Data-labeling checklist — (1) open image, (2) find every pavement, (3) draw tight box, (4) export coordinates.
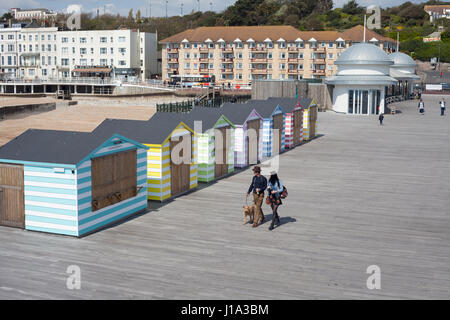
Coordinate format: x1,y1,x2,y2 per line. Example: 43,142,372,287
0,94,449,299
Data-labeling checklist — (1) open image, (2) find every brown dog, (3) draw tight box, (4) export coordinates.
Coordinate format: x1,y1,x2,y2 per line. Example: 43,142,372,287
243,205,255,225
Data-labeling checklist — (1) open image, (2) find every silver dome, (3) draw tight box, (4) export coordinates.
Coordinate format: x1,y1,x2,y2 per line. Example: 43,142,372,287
335,43,393,66
389,52,416,67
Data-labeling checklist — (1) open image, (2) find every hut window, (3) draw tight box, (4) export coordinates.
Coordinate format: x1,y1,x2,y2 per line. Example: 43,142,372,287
91,149,137,212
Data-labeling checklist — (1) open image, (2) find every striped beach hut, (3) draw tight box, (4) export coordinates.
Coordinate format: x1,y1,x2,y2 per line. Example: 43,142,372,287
221,102,264,168
0,129,148,237
93,114,198,202
247,99,286,159
302,99,318,141
267,97,305,149
181,107,235,183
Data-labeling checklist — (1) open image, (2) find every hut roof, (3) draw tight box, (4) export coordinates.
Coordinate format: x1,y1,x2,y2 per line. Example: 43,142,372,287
247,99,285,118
220,103,258,124
94,113,185,145
180,107,230,133
0,129,114,165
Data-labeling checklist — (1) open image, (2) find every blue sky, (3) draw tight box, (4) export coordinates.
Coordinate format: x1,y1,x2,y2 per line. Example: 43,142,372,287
1,0,426,17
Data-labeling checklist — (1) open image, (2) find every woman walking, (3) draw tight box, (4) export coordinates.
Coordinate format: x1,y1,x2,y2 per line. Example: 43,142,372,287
418,99,425,115
267,171,283,231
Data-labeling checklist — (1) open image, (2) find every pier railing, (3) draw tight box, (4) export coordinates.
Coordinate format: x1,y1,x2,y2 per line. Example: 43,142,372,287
156,95,250,113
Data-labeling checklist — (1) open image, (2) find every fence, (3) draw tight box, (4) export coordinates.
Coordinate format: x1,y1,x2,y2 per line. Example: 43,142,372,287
156,95,250,113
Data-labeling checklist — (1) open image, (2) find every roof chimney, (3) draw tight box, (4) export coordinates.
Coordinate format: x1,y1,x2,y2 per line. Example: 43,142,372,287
8,19,12,28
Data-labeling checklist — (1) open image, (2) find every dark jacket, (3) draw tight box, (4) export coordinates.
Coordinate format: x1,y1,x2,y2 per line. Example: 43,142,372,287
248,175,267,195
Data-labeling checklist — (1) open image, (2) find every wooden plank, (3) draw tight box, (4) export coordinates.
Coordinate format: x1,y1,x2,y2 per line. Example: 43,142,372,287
293,109,302,145
273,114,283,153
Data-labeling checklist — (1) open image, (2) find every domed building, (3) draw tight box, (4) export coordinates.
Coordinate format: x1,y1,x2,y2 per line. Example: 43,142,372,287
326,43,398,115
388,52,420,100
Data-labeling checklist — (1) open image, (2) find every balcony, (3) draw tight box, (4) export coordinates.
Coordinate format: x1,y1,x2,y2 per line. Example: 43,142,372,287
167,48,179,53
288,47,302,51
222,47,233,53
199,68,210,74
288,58,298,63
251,68,268,74
168,58,178,63
251,47,268,53
312,69,325,75
221,68,233,74
199,47,209,52
167,68,178,73
314,47,326,53
199,57,209,62
251,58,268,63
221,58,233,62
314,58,326,64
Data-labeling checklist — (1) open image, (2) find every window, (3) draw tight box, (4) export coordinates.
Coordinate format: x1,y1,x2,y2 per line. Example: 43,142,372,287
100,37,107,43
236,42,243,48
298,64,303,70
184,43,190,48
29,69,35,76
62,47,68,54
280,53,286,59
62,37,68,43
61,58,69,66
237,73,242,80
185,63,190,68
42,69,47,76
47,44,51,51
119,48,126,54
100,47,107,54
208,53,214,59
119,60,126,66
209,63,213,69
42,56,46,65
237,63,243,69
329,42,333,48
237,52,243,59
279,63,286,70
185,53,190,59
72,47,75,54
7,56,12,65
100,59,107,65
91,48,95,54
80,48,87,54
80,58,87,65
267,42,273,48
41,34,45,41
118,36,126,42
110,37,113,42
268,53,273,59
48,56,51,65
279,42,286,48
110,47,114,54
80,37,86,43
298,53,304,59
297,42,304,48
328,53,334,59
90,59,94,65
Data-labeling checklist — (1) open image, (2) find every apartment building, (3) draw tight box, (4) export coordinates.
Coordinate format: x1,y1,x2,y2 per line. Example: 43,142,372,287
160,25,396,85
10,8,57,21
0,21,158,81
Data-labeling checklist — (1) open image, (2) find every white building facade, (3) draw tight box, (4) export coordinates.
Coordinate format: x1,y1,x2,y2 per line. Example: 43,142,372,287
0,23,158,81
326,43,398,115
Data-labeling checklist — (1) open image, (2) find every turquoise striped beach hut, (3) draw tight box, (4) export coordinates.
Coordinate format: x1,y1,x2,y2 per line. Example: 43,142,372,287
0,129,148,237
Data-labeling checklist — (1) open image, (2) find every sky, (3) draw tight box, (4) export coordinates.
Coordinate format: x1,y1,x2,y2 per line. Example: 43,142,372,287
0,0,427,18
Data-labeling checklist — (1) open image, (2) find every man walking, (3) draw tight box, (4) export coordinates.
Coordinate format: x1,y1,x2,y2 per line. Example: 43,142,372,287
440,98,446,116
246,166,267,227
379,113,384,126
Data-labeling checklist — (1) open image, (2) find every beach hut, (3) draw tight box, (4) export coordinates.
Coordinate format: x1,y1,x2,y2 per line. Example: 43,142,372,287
181,107,235,183
93,113,198,202
220,102,264,168
0,129,148,237
247,99,286,159
267,97,305,149
302,99,318,141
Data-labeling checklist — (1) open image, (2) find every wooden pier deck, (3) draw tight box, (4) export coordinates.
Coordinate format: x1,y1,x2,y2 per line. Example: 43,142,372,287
0,95,449,299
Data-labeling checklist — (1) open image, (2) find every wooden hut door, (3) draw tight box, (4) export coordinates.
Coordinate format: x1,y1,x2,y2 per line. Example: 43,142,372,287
246,119,260,165
293,109,302,146
214,126,228,179
272,114,284,154
0,163,25,228
170,134,191,196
